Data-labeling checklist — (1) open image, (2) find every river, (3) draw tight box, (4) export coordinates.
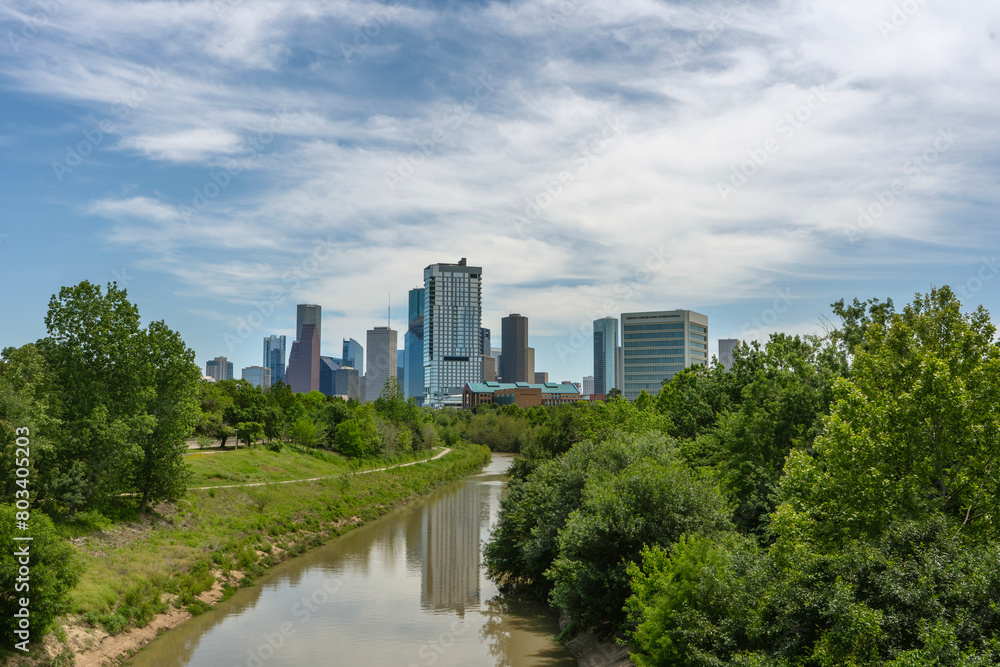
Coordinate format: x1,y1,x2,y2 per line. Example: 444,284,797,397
127,453,576,666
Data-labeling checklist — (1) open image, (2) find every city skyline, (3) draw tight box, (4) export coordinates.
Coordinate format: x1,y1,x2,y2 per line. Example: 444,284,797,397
2,1,998,386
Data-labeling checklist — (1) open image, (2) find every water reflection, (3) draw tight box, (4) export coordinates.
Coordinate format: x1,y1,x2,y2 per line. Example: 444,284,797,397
127,454,574,667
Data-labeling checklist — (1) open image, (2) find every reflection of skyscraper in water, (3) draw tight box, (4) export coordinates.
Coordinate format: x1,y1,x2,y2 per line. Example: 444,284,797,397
418,481,482,614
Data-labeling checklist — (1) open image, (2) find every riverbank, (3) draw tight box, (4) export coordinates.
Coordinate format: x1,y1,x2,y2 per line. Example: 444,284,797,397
2,443,491,667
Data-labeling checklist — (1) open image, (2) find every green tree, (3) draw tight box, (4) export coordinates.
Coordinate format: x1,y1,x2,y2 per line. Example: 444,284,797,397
333,405,381,457
1,504,82,645
774,287,1000,547
634,389,654,411
194,379,233,446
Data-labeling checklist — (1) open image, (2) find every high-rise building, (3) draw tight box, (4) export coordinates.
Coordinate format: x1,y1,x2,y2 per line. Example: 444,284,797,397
286,322,320,393
205,356,233,382
342,338,364,377
718,338,739,371
621,310,708,400
296,304,322,346
534,372,548,384
405,287,425,404
263,335,286,384
583,375,595,396
526,347,535,380
423,258,483,407
365,326,398,402
500,314,529,382
482,355,496,381
480,327,491,356
242,366,271,390
593,317,620,396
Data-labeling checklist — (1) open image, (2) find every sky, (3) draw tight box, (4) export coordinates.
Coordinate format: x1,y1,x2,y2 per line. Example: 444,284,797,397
1,0,998,384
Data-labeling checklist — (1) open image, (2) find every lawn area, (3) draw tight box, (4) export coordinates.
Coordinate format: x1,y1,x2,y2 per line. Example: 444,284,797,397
185,443,440,487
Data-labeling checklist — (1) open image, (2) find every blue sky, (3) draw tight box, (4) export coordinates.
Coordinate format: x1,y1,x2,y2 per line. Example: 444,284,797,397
1,0,999,384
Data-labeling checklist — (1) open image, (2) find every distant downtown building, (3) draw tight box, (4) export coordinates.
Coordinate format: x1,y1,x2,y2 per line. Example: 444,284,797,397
205,356,233,382
534,372,548,384
593,317,620,396
582,375,595,396
500,314,529,382
263,334,286,384
404,287,425,404
242,366,272,390
718,338,739,371
320,356,361,400
423,258,483,407
365,326,398,403
285,322,320,393
621,310,709,401
296,304,322,345
342,338,364,377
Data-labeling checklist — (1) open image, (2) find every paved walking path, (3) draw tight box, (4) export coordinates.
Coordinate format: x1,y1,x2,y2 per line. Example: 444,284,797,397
189,448,453,491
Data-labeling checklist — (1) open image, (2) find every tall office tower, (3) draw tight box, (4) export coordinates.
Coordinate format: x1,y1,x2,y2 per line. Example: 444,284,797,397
534,372,548,384
296,304,322,345
342,338,364,376
617,345,624,390
319,356,340,396
500,314,529,382
583,375,595,396
242,366,271,390
718,338,739,371
404,287,425,404
526,347,535,380
593,317,620,396
423,258,483,407
263,335,286,383
205,356,233,382
285,323,320,393
480,327,491,355
365,326,398,402
490,347,502,377
621,310,708,401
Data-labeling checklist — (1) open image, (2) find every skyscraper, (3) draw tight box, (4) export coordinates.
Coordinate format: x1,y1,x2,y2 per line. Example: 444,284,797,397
593,317,620,396
718,338,739,371
480,327,491,356
342,338,364,376
621,310,708,400
365,326,398,402
285,322,320,393
423,258,483,407
263,334,286,383
404,287,425,404
583,375,595,396
205,356,233,382
296,304,322,345
500,314,529,383
242,366,271,390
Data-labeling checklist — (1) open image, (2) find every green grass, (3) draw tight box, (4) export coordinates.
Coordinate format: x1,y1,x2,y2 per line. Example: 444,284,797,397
186,444,441,487
66,444,490,635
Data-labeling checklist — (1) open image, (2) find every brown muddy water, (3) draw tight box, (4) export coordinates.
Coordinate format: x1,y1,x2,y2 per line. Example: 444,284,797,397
127,453,575,666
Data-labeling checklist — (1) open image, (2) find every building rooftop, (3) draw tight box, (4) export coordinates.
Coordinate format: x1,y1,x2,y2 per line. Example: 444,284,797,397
465,381,580,395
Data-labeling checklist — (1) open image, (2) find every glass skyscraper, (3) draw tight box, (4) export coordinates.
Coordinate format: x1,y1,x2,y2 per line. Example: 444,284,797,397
621,310,708,400
423,258,482,407
404,287,425,404
263,334,286,383
592,317,619,396
342,338,364,377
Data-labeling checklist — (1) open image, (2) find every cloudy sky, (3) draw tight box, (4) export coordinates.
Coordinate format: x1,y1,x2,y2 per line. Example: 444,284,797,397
1,0,998,383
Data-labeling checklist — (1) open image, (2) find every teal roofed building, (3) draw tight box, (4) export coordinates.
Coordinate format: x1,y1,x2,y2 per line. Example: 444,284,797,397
462,381,581,409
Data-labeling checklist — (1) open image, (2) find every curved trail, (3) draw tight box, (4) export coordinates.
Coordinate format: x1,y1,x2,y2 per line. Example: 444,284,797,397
189,447,453,491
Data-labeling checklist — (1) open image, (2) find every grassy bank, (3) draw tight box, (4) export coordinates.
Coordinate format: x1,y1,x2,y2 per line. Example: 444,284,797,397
4,443,490,665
